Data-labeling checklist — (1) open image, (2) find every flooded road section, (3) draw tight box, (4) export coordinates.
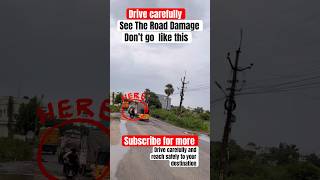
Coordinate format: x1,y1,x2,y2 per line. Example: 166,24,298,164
110,115,129,180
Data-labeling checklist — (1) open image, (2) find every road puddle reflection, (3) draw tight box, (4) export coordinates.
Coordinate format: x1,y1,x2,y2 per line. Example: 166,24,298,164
110,118,129,180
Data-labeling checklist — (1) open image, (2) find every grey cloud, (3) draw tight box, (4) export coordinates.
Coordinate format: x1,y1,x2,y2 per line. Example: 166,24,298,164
0,0,108,104
213,0,320,153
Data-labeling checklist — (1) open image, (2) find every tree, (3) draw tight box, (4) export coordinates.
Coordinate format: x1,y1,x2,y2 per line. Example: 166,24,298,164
198,110,210,121
144,89,161,109
286,162,320,180
114,92,123,104
164,84,174,110
211,140,320,180
7,96,14,137
268,143,300,165
194,107,204,114
306,153,320,168
144,89,151,103
15,97,41,135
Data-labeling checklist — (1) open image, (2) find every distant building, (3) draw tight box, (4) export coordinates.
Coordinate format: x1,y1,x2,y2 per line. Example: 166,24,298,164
243,143,271,155
0,96,29,137
156,94,171,110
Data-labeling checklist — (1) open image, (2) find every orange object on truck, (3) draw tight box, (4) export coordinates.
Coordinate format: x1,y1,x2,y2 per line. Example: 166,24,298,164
39,127,60,154
122,101,129,109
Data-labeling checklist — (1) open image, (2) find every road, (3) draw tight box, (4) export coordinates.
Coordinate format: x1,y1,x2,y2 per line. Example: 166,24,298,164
110,113,210,180
34,152,92,180
0,161,34,180
0,153,71,180
0,151,96,180
0,130,109,179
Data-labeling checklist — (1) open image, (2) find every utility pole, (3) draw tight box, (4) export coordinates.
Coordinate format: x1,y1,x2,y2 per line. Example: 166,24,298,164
7,96,14,138
178,72,189,113
218,30,253,180
112,92,115,105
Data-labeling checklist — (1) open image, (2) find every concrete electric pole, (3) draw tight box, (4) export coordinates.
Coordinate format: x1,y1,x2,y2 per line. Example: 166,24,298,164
178,72,189,113
218,30,253,180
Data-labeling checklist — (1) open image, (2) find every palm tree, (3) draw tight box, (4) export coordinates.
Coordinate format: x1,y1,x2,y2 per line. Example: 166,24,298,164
164,84,174,110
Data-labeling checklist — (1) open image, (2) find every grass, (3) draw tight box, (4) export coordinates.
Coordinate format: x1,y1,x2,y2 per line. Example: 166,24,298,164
0,137,33,162
110,104,121,112
150,108,210,133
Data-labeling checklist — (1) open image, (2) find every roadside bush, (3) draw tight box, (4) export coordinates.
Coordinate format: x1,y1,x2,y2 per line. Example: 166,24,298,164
0,138,33,162
212,140,320,180
150,108,209,133
110,104,121,112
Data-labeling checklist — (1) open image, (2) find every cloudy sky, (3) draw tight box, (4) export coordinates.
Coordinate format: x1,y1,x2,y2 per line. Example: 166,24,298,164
0,0,108,114
213,0,320,153
110,0,210,110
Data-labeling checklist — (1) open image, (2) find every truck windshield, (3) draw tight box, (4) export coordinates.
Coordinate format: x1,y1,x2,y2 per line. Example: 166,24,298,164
128,101,148,114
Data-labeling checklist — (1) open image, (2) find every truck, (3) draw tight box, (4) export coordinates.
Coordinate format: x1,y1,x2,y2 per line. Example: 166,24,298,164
39,127,60,154
137,101,149,121
92,147,109,179
128,101,149,121
57,127,109,178
58,129,81,164
79,128,109,178
122,100,129,110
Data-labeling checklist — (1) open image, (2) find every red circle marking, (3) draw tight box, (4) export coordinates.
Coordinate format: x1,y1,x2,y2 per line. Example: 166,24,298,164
37,118,110,180
121,99,148,121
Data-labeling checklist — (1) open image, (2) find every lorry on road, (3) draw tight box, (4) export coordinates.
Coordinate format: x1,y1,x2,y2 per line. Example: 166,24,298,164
92,147,109,179
57,126,109,178
79,128,109,178
39,127,60,154
58,129,81,164
122,100,129,110
137,102,149,121
128,101,149,121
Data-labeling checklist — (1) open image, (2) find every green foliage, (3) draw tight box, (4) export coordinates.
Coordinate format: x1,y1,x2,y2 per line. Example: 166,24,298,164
305,153,320,167
164,84,174,96
0,138,33,162
144,89,162,109
164,84,174,109
199,111,210,121
212,141,320,180
193,107,204,113
110,104,121,112
15,97,41,135
114,92,123,104
7,96,14,137
286,162,320,180
150,108,209,132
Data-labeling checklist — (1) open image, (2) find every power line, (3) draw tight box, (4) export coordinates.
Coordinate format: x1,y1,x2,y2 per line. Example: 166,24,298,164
243,60,320,87
243,74,320,91
243,65,320,88
171,85,209,95
241,77,320,94
185,86,210,91
239,83,320,96
213,82,320,105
